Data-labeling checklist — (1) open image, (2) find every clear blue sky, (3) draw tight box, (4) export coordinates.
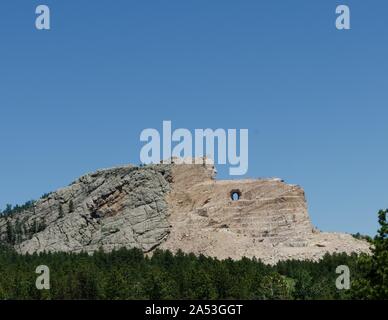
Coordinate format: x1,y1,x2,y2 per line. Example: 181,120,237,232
0,1,387,235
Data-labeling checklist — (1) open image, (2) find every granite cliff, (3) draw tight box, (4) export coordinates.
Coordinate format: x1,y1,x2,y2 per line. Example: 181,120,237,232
0,159,370,263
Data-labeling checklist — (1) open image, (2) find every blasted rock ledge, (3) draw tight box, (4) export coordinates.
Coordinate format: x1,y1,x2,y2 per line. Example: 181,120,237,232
0,159,370,264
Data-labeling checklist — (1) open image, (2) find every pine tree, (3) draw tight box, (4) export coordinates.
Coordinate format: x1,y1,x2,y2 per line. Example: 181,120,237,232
6,220,14,244
369,209,388,298
32,219,39,234
352,209,388,299
14,219,23,244
68,200,74,213
59,204,64,218
4,204,12,216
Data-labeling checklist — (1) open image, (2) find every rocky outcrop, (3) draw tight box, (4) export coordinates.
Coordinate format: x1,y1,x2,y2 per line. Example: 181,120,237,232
0,165,173,254
160,162,371,264
0,159,370,263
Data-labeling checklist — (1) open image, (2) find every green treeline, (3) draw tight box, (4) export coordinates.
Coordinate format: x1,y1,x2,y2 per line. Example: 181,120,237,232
0,201,35,217
2,217,47,246
0,191,53,217
0,246,363,300
0,209,386,300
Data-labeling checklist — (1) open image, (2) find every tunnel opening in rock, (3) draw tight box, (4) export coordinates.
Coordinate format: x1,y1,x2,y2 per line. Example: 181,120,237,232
230,189,241,201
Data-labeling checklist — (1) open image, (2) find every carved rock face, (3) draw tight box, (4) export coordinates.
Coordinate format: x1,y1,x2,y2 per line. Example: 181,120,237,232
0,160,370,263
160,163,371,264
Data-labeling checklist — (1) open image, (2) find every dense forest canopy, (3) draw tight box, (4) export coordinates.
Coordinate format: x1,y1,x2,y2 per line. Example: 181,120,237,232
0,246,365,300
0,209,386,300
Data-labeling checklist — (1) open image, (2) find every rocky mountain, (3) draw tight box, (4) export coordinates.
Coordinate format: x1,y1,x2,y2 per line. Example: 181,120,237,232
0,159,370,264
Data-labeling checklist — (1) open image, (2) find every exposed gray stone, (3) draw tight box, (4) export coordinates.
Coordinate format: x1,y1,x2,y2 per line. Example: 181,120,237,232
0,159,371,264
0,164,172,254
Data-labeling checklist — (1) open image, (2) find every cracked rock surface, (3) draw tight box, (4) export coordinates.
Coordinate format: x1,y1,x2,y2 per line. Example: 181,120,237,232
0,164,172,254
0,159,371,263
160,162,371,264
